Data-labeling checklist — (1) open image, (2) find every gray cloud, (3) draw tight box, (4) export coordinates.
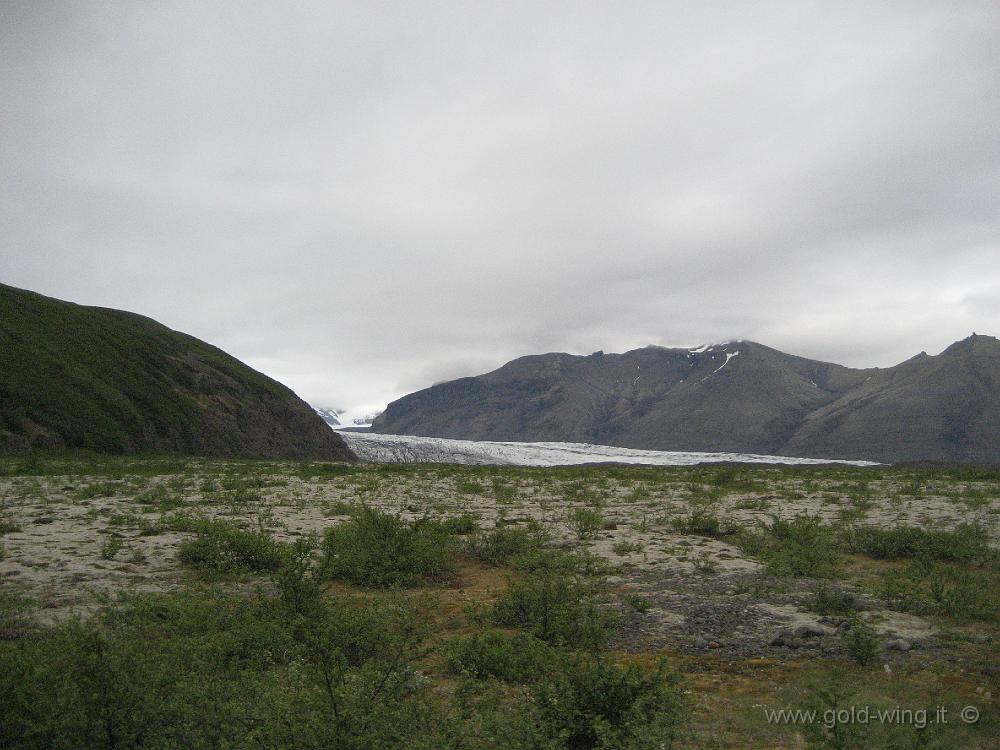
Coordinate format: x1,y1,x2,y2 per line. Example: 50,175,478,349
3,1,998,419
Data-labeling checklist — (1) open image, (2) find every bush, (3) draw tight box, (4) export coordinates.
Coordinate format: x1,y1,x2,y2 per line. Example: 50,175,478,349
277,536,322,616
671,510,725,538
442,513,478,535
532,656,686,750
0,587,446,750
568,508,605,540
321,506,454,587
840,523,993,563
0,588,32,640
442,630,557,683
737,515,840,578
842,616,880,666
162,510,212,533
177,519,285,573
509,546,617,579
612,541,643,556
134,484,184,510
100,536,124,561
880,560,1000,623
491,570,618,651
465,522,549,566
622,592,651,613
808,584,859,616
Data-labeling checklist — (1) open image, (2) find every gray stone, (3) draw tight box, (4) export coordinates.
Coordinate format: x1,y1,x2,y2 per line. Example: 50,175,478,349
795,623,837,639
885,638,912,652
770,629,793,647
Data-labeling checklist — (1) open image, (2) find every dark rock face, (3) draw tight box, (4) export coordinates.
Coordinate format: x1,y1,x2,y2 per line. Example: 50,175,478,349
0,284,355,461
372,336,1000,463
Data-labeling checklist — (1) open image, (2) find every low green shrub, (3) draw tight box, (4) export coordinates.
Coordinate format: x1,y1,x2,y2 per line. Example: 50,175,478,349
442,513,478,535
0,588,31,639
321,506,454,587
807,584,859,616
880,560,1000,623
277,536,322,616
841,617,880,666
465,523,549,566
442,630,557,683
612,540,643,556
74,480,121,500
532,656,686,750
455,478,484,495
162,510,212,533
840,523,993,563
622,592,651,612
100,536,124,560
509,546,617,578
736,515,840,578
491,570,618,651
297,462,365,480
134,484,184,510
0,587,444,749
177,519,285,573
671,510,725,538
568,508,605,540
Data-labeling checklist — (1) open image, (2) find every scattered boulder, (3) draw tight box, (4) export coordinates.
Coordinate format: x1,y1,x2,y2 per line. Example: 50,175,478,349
771,630,803,649
818,616,850,630
795,623,838,639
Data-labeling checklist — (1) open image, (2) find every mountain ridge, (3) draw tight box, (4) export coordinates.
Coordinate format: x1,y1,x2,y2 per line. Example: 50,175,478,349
372,335,1000,463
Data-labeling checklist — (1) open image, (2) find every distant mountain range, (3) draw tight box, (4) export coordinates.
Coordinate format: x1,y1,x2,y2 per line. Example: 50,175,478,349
372,336,1000,463
314,407,345,428
313,408,384,428
0,284,355,461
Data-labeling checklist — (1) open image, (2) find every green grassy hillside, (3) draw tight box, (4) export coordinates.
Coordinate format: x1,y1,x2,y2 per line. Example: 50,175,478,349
0,284,354,460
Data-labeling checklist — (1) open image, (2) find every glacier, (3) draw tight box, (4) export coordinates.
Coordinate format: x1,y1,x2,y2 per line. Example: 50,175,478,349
338,431,878,467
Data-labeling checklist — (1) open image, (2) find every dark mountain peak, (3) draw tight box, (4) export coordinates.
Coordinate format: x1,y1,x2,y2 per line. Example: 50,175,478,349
940,333,1000,358
899,351,930,365
375,334,1000,463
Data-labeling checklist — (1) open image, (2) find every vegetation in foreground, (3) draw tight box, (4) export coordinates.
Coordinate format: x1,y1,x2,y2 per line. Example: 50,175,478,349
0,456,998,748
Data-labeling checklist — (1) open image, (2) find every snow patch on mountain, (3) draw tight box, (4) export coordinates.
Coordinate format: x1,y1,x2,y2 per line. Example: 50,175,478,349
313,406,344,427
701,350,740,381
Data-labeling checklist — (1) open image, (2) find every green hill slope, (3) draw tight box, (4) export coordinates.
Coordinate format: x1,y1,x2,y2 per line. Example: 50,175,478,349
0,284,354,461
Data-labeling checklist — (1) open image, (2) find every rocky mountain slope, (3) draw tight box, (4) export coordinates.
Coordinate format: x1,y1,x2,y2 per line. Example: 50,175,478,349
0,284,355,460
372,336,1000,463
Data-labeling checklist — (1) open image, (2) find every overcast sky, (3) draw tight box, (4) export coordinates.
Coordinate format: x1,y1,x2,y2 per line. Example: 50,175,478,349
3,1,998,418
